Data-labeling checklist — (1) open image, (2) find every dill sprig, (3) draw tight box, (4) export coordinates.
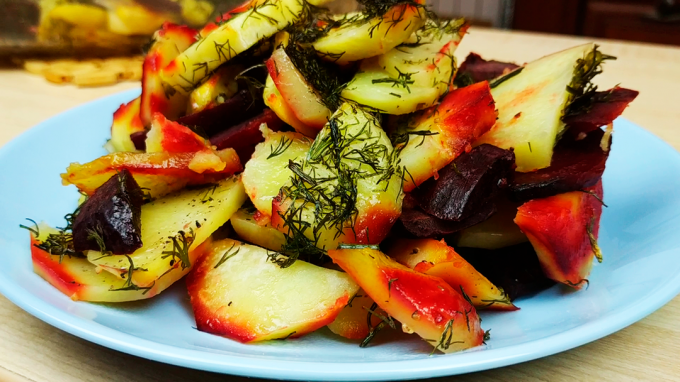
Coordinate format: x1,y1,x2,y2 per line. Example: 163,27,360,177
274,104,401,267
214,242,241,269
564,45,616,117
21,202,85,263
587,217,603,263
360,302,395,348
267,136,293,159
86,225,111,258
356,0,430,31
429,319,464,355
110,255,154,294
564,279,590,289
283,31,346,110
161,229,195,271
372,67,417,93
489,67,524,89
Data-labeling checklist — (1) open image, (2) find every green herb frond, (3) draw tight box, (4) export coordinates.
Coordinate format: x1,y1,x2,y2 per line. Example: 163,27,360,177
587,217,603,263
267,135,294,159
360,302,395,348
214,242,241,269
161,228,195,271
430,319,464,355
274,105,400,268
110,254,154,294
372,67,416,93
23,202,85,263
564,45,616,117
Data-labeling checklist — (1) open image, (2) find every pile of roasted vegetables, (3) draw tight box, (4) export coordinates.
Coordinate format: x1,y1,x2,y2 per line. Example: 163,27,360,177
24,0,639,354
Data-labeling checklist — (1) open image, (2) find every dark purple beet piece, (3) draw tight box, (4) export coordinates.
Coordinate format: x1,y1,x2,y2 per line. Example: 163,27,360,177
456,53,520,84
130,131,147,151
176,89,264,137
398,202,496,238
72,169,144,255
412,144,515,222
563,87,639,136
510,129,610,202
210,108,285,163
456,243,555,301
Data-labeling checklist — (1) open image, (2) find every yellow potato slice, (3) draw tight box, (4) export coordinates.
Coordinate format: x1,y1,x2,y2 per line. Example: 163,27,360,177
87,177,246,287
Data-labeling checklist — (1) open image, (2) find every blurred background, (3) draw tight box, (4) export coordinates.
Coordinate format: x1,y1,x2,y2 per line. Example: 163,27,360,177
1,0,678,86
3,0,680,57
433,0,680,45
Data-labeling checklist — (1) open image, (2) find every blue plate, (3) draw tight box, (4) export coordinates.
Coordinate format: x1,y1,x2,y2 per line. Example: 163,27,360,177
1,89,680,381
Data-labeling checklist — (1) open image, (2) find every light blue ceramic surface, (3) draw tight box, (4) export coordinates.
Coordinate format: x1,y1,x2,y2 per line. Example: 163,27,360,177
1,89,679,381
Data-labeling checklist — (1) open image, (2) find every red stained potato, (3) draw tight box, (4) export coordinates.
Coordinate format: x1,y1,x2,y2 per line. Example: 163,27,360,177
241,128,312,217
514,181,604,289
266,47,331,131
109,97,145,153
186,239,359,343
263,74,318,137
31,226,211,302
140,22,197,126
186,65,242,114
327,291,384,340
146,113,211,153
328,247,484,353
395,82,497,192
388,239,517,310
61,150,241,199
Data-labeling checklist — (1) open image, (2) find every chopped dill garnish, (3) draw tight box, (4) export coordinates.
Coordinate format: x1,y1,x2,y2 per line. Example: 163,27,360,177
564,279,590,289
282,30,346,110
19,218,40,237
214,242,241,269
336,244,380,250
430,319,464,355
360,302,395,348
483,329,491,343
86,225,111,258
162,229,195,270
267,136,293,160
564,45,616,117
489,67,524,89
372,67,416,93
273,104,401,267
21,202,85,263
110,254,154,294
581,190,608,207
387,278,398,298
587,217,603,263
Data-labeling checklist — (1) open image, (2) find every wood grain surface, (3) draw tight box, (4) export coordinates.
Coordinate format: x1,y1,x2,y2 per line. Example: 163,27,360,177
1,27,679,382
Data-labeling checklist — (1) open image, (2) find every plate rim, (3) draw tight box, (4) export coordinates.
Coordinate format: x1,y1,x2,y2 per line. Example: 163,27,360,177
1,89,680,381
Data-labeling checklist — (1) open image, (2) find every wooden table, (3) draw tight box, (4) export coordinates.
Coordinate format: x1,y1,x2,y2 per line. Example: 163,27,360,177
1,28,680,382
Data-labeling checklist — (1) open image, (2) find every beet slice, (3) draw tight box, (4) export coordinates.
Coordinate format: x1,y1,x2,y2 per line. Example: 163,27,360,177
398,202,496,238
72,169,144,255
176,89,264,137
210,108,285,163
456,243,555,301
130,131,147,151
510,129,610,202
563,87,639,136
412,144,515,222
455,53,520,86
